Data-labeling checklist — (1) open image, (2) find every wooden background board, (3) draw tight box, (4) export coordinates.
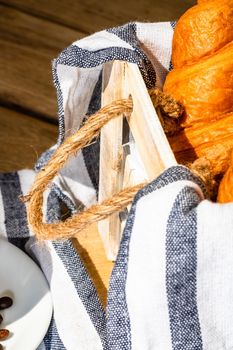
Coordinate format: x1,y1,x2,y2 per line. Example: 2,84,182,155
0,0,196,306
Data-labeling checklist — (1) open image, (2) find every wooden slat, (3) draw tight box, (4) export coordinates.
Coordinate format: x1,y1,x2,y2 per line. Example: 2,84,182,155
98,61,127,261
99,61,176,260
126,62,177,180
1,0,196,34
72,225,114,307
0,5,84,120
123,153,147,188
0,107,57,172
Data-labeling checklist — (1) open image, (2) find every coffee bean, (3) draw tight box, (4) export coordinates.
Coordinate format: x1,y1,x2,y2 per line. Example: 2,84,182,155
0,315,2,325
0,329,9,341
0,344,3,350
0,297,13,310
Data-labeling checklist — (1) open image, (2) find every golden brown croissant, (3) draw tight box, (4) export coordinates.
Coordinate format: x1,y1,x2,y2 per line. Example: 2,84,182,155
171,0,233,69
217,149,233,202
163,0,233,186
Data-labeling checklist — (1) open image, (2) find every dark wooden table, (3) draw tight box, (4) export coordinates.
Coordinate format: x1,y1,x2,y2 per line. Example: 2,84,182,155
0,0,196,305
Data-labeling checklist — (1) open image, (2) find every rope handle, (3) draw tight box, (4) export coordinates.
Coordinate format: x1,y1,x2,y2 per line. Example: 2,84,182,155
21,99,146,240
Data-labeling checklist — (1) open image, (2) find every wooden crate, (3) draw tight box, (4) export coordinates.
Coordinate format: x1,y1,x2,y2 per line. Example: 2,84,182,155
98,60,177,260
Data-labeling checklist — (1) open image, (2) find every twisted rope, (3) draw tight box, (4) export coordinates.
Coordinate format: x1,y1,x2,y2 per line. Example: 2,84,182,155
22,98,146,240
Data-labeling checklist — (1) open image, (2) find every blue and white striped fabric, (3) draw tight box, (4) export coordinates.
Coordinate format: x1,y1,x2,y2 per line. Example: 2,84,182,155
1,22,233,350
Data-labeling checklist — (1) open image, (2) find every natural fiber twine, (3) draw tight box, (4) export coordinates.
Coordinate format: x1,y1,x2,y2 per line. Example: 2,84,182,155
22,99,146,240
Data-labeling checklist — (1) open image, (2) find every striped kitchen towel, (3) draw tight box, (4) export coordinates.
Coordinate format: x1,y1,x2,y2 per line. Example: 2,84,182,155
1,22,233,350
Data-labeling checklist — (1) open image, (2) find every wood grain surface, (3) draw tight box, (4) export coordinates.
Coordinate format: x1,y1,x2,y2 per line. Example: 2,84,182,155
0,4,84,120
0,0,196,306
0,107,57,171
1,0,196,33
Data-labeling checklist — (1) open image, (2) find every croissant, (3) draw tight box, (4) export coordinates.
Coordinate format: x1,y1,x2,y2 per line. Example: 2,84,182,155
163,0,233,197
171,0,233,70
217,149,233,202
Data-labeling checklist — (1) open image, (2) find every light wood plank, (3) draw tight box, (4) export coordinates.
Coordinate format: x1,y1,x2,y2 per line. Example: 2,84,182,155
0,0,196,34
72,225,114,307
98,61,127,261
126,62,177,180
0,5,84,120
99,61,176,260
